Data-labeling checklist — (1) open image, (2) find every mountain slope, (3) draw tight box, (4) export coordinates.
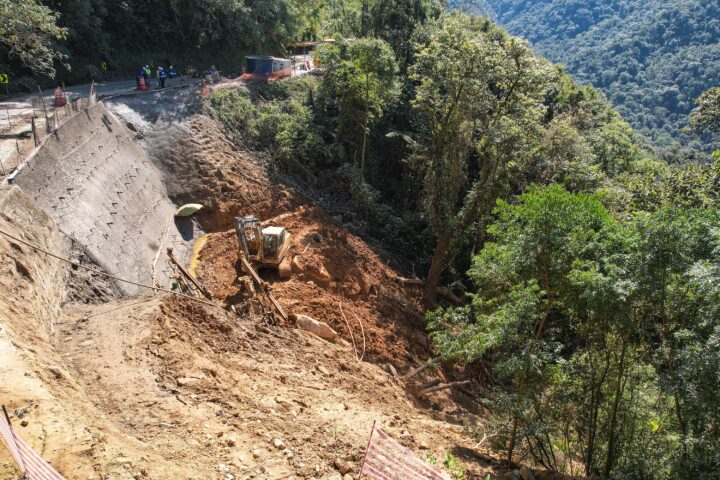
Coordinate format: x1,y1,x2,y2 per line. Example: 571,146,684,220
454,0,720,151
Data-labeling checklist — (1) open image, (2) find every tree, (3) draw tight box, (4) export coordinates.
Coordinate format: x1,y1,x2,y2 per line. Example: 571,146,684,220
690,87,720,136
627,208,720,477
0,0,67,77
318,38,397,179
428,185,617,463
409,12,551,308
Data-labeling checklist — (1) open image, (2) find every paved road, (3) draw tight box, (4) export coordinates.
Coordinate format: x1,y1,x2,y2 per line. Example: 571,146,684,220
0,77,199,129
0,77,202,177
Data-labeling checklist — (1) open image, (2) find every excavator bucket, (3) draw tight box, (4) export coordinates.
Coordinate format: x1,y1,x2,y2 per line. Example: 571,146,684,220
234,215,262,259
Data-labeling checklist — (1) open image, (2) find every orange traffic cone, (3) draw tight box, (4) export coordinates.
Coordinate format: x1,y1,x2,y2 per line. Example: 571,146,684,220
54,87,66,107
138,76,148,92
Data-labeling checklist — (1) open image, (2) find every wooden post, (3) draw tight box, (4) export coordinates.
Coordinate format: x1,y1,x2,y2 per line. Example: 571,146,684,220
31,117,38,146
357,421,376,480
5,106,11,130
37,86,49,131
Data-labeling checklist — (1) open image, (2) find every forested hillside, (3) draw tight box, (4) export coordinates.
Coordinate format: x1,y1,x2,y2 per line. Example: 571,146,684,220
0,0,300,88
3,1,720,478
453,0,720,153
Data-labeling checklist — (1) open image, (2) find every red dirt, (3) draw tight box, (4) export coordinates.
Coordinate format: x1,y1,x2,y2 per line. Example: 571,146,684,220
194,206,432,369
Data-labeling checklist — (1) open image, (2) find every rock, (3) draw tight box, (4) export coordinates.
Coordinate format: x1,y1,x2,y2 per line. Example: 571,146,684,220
418,440,429,450
292,256,332,287
519,466,537,480
176,377,201,386
343,475,353,480
334,459,352,475
225,437,237,447
294,315,338,343
20,420,28,427
272,438,286,450
316,365,330,375
48,365,64,379
252,449,261,459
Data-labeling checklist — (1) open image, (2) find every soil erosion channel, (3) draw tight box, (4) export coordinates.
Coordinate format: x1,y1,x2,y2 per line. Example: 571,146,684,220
0,87,488,479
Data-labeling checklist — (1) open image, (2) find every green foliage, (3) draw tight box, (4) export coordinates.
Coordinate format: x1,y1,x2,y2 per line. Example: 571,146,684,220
691,87,720,136
456,0,720,151
426,452,466,480
0,0,68,77
317,37,398,178
430,184,720,478
203,78,329,174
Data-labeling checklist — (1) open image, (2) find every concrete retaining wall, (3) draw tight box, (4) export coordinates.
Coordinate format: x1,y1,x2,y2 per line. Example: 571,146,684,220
11,103,198,294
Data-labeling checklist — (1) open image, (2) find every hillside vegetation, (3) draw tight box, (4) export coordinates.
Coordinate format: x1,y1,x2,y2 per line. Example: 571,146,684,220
4,1,720,479
202,6,720,478
454,0,720,153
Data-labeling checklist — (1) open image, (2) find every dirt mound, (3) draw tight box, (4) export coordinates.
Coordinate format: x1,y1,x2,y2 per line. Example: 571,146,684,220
145,115,300,233
48,295,488,479
194,205,431,368
163,113,433,368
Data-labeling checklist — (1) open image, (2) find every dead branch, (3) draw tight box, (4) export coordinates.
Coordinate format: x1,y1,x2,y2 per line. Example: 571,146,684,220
391,275,463,305
417,380,471,397
402,357,439,380
417,379,442,391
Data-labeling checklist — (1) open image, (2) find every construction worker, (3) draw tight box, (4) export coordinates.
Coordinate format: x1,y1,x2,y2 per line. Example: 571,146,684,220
157,66,167,89
168,65,177,80
143,65,151,86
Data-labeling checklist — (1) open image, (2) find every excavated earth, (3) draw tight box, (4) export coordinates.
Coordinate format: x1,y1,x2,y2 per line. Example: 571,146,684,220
0,85,581,480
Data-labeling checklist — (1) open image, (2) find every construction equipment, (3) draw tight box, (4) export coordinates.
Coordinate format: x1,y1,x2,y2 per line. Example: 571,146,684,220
233,215,292,323
234,215,292,279
167,247,214,300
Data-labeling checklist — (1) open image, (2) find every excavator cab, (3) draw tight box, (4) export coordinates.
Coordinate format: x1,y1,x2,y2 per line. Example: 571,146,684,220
234,215,292,278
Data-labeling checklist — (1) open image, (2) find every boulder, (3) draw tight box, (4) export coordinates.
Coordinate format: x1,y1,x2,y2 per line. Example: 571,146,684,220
295,315,338,342
292,255,332,287
519,466,537,480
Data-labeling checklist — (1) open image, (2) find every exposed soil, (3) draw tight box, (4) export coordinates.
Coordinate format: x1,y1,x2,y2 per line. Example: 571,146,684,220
0,90,582,480
194,207,432,369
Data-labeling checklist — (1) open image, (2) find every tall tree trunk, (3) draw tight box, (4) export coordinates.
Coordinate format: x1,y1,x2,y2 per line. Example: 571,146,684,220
361,74,369,177
604,340,627,479
361,0,368,37
423,231,451,309
507,414,519,464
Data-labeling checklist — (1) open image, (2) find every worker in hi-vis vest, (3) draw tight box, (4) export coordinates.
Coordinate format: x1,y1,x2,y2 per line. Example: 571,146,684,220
157,66,167,89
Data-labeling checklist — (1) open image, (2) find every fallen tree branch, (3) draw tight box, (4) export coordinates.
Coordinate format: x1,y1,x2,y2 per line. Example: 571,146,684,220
402,357,439,380
417,379,442,391
391,275,463,305
417,380,471,397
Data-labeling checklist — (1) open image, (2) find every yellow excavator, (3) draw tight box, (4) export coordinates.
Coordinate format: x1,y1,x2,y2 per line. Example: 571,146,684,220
234,215,293,279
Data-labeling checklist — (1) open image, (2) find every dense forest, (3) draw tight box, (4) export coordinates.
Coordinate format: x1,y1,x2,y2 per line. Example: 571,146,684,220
0,0,300,88
4,1,720,478
451,0,720,154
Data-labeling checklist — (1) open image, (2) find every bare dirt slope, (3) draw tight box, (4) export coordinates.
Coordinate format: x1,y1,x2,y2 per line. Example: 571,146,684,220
48,295,490,480
1,95,575,480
